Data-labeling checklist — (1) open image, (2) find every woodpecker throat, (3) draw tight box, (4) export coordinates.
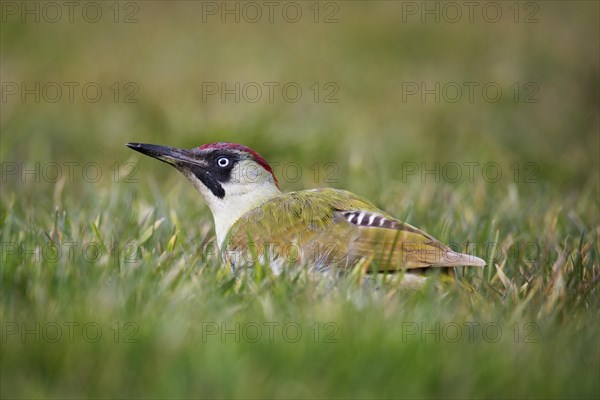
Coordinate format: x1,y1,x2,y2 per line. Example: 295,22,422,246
189,164,226,199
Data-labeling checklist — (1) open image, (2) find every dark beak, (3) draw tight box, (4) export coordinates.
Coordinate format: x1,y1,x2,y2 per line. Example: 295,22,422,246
126,143,206,168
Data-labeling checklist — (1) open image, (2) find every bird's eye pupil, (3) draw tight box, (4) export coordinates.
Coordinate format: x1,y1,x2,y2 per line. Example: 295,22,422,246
217,157,229,167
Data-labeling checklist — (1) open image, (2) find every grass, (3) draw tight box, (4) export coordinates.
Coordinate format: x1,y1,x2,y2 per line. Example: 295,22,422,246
1,181,598,398
1,2,599,399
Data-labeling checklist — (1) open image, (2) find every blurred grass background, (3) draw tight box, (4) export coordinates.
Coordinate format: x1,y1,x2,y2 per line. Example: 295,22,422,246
1,1,599,399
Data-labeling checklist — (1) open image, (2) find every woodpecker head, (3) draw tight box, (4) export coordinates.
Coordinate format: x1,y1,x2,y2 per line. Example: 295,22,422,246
127,142,281,245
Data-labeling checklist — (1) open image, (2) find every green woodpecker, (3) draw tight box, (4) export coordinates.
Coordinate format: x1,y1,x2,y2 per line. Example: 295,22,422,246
127,142,486,272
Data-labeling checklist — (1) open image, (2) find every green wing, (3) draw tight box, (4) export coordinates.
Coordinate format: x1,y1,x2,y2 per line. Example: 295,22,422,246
224,188,484,270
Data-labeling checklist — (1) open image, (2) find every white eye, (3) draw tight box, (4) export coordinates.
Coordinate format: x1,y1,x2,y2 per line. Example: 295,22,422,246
217,157,230,167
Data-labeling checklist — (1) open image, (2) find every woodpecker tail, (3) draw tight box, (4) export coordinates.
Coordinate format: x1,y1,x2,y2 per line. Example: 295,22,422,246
437,251,486,267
